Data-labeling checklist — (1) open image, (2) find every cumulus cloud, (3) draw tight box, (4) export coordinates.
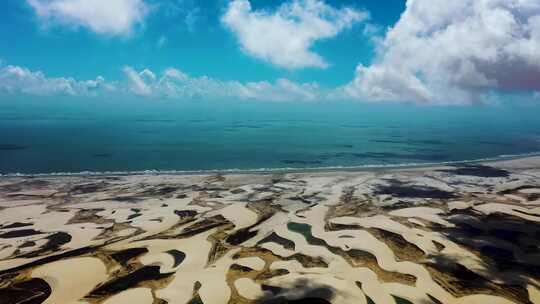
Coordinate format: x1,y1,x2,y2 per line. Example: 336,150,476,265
123,66,321,101
222,0,367,69
123,67,154,96
342,0,540,105
27,0,149,35
0,62,321,102
0,64,115,96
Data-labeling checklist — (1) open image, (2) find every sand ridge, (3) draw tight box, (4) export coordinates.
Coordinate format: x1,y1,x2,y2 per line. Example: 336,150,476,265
1,159,540,303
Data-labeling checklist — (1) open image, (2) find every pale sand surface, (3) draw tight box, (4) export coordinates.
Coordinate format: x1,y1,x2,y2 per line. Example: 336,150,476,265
0,157,540,303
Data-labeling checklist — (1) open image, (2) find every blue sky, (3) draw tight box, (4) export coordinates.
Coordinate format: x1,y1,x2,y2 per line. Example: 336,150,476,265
0,0,539,105
0,1,403,86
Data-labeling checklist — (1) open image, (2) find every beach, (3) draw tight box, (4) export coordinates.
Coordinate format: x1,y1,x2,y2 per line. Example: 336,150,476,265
1,157,540,304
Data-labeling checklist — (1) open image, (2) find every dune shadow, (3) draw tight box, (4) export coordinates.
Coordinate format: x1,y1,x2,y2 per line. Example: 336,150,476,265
427,210,540,303
375,179,457,199
439,164,510,178
254,278,334,304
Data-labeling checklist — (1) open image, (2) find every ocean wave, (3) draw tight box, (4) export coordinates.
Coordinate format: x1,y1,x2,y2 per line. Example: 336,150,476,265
2,151,540,177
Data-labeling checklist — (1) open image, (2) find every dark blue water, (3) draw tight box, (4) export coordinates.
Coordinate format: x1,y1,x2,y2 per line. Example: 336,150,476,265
1,97,540,174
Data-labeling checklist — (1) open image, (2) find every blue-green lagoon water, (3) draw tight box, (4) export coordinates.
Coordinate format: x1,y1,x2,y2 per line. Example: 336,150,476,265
1,98,540,174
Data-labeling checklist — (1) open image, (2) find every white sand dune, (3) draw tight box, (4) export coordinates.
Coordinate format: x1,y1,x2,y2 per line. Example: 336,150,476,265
1,157,540,303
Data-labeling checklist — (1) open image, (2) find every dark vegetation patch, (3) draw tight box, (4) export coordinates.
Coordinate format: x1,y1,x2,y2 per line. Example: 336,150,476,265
1,222,33,229
425,255,531,304
20,241,36,248
67,208,107,225
366,228,425,262
290,195,317,205
499,185,540,201
427,211,540,303
230,188,247,194
0,246,96,276
427,294,444,304
0,229,42,238
392,295,414,304
512,208,540,218
286,253,328,268
179,215,231,238
166,250,186,267
355,282,376,304
288,222,416,285
0,278,51,304
87,266,173,298
490,229,527,244
432,241,445,252
140,185,180,196
70,183,107,194
111,247,148,265
256,269,290,281
261,284,283,295
103,196,143,203
440,165,510,178
442,214,540,279
380,201,417,211
325,197,375,220
254,279,334,304
0,180,50,193
175,210,198,218
17,232,72,258
375,179,456,199
127,208,142,220
257,232,295,250
127,213,142,220
226,207,277,246
230,263,254,273
226,228,258,246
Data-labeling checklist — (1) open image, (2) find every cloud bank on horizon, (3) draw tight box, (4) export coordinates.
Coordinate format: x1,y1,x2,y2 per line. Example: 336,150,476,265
3,0,540,105
0,64,320,102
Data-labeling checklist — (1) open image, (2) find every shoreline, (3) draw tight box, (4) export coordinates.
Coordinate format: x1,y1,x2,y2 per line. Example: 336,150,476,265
2,151,540,178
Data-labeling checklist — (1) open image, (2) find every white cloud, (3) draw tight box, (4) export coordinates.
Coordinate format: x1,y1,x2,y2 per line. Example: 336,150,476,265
222,0,367,69
362,23,382,36
27,0,149,36
342,0,540,105
4,62,539,105
0,62,320,102
123,66,321,101
160,0,201,33
123,67,153,96
0,64,115,96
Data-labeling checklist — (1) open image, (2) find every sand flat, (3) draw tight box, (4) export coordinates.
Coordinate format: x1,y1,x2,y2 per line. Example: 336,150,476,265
1,157,540,303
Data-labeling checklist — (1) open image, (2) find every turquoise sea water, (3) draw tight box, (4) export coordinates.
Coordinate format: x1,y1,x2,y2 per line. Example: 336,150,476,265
1,97,540,174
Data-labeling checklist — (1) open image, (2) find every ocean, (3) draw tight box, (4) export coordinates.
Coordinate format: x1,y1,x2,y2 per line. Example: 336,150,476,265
1,97,540,174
